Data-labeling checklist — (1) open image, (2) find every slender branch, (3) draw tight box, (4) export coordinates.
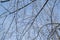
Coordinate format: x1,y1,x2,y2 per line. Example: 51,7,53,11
1,16,15,40
0,0,36,18
20,0,49,40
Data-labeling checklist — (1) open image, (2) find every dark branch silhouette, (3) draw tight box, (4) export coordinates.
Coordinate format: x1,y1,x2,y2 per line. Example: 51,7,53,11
0,0,10,3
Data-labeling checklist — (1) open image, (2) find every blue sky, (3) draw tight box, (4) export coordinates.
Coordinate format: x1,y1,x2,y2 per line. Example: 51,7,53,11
0,0,60,40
